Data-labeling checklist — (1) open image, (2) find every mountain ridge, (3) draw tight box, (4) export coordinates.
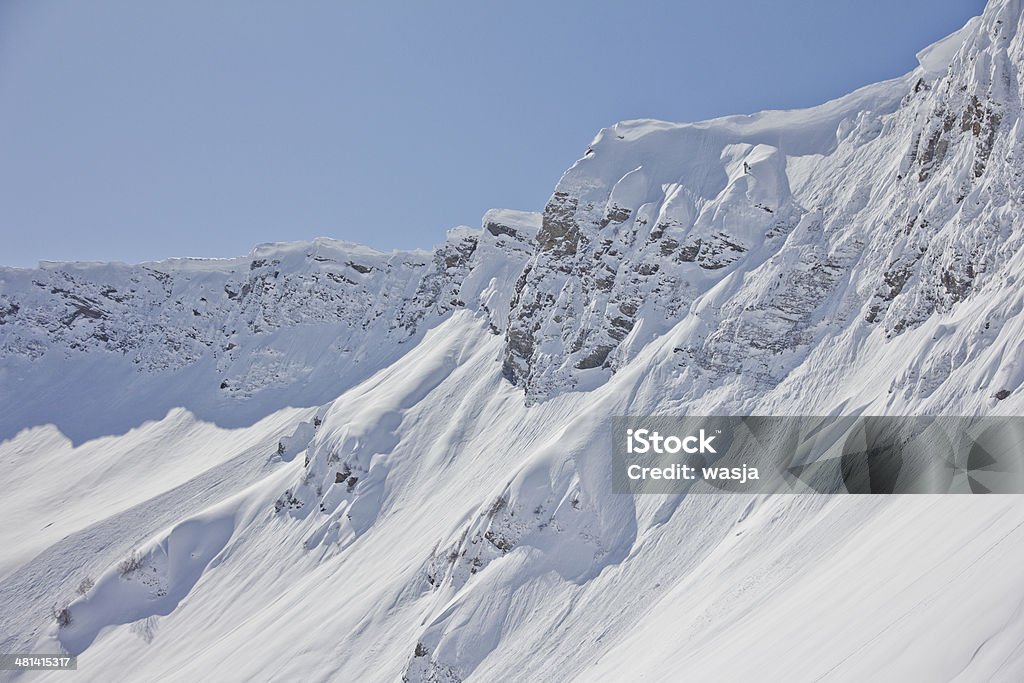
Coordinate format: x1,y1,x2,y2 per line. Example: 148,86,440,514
3,2,1024,681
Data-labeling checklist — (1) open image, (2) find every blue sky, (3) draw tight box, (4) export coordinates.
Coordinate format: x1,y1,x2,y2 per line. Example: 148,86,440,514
0,0,985,267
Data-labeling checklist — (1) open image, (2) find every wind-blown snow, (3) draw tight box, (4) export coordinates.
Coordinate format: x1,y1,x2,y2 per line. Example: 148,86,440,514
918,16,982,77
2,2,1024,681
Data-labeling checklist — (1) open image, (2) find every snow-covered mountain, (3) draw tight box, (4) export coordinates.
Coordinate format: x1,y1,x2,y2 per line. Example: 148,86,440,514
3,1,1024,680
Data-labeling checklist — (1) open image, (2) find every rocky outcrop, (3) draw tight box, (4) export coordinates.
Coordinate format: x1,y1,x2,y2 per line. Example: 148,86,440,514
2,0,1023,416
494,0,1024,403
0,211,539,402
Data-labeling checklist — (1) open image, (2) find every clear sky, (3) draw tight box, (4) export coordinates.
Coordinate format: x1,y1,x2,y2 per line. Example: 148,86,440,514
0,0,986,268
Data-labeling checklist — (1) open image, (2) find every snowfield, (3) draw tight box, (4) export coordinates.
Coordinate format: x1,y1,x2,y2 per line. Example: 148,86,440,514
3,0,1024,680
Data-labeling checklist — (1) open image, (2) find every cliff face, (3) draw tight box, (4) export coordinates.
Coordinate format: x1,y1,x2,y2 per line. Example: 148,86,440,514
3,4,1024,681
0,209,539,379
0,210,538,439
502,0,1024,406
3,1,1024,413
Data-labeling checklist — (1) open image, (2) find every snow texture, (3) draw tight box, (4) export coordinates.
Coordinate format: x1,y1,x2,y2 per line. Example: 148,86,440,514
2,2,1024,681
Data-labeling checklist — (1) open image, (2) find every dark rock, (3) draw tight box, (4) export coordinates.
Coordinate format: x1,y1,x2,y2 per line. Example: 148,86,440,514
485,221,518,239
346,262,372,274
575,345,613,370
537,192,580,256
0,301,20,324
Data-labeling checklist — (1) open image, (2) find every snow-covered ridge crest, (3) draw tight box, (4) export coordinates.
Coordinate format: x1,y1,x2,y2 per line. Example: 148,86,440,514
4,3,1024,682
0,210,539,442
916,16,982,77
2,0,1023,419
502,0,1024,405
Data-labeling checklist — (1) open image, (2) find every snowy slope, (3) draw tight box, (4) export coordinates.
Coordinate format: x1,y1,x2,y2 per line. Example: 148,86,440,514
0,209,538,445
3,1,1024,681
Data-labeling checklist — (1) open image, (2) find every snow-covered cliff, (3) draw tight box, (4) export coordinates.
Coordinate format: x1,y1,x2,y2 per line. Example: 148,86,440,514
503,0,1024,407
3,2,1024,681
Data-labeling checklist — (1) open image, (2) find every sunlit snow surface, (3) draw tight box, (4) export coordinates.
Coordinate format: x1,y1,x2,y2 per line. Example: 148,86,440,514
3,1,1024,680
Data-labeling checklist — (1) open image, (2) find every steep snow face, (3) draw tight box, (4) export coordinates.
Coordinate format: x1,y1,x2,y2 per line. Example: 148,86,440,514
503,0,1024,407
5,0,1023,419
4,2,1024,683
8,314,1024,683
